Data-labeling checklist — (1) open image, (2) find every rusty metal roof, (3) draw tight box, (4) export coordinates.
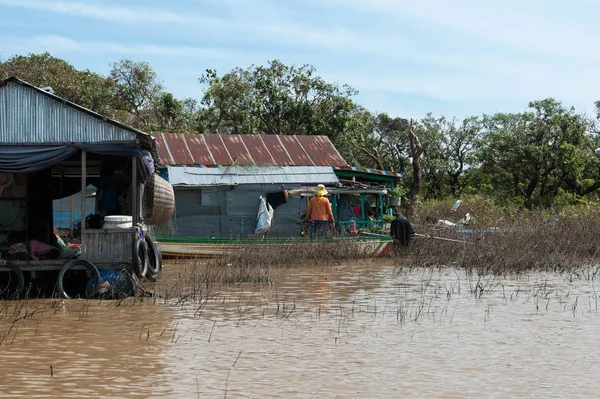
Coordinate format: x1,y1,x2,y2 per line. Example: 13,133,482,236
154,133,348,167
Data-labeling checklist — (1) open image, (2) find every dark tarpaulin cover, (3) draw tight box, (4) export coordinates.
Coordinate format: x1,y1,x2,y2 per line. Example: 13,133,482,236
80,144,154,178
0,144,154,178
0,145,77,173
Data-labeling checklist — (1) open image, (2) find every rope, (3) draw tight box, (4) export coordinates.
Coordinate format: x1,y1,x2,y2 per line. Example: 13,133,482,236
412,233,474,245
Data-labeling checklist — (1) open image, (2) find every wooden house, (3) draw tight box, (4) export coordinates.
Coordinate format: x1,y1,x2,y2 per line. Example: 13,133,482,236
0,76,172,298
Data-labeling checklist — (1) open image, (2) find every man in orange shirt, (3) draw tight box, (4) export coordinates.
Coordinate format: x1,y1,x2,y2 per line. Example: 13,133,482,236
306,184,334,239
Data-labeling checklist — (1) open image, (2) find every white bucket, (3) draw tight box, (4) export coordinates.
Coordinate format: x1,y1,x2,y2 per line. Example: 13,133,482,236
103,215,133,229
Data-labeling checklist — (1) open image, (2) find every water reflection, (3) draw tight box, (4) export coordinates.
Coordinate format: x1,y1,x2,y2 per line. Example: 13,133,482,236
0,299,177,398
1,261,600,398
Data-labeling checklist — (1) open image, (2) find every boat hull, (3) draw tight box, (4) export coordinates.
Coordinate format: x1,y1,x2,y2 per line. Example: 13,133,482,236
156,236,393,259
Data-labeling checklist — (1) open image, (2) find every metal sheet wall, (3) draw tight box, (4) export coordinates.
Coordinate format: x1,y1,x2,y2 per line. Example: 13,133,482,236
166,184,307,238
224,185,305,237
0,81,139,144
167,188,224,237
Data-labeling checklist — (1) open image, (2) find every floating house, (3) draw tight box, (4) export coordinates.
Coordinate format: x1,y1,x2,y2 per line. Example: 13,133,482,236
154,133,402,240
154,133,345,238
0,76,173,298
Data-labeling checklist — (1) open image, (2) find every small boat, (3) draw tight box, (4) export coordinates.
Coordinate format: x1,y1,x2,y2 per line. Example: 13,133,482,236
156,233,393,259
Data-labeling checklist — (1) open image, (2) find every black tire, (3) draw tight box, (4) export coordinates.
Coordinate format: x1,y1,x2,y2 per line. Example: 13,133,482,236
0,261,25,299
145,236,162,275
132,238,148,279
58,260,101,299
156,244,162,268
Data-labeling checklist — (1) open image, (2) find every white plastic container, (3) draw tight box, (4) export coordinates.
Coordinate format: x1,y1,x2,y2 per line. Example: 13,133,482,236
103,215,133,229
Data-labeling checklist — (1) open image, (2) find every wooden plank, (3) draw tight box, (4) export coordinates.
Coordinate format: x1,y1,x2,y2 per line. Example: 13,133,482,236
81,229,135,263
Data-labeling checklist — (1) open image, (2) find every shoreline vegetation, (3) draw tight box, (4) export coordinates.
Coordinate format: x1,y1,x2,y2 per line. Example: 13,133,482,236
404,195,600,275
147,194,600,297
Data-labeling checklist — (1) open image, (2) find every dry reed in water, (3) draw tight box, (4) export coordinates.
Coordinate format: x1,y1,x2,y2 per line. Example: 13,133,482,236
397,207,600,275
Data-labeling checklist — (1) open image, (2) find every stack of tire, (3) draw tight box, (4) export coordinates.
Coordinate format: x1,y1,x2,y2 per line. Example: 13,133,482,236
56,236,162,299
133,235,163,281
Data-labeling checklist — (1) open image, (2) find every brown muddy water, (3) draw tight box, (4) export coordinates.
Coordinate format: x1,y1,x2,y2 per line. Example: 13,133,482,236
1,260,600,398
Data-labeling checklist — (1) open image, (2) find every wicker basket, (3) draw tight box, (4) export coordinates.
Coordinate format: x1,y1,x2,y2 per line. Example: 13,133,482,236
141,173,175,225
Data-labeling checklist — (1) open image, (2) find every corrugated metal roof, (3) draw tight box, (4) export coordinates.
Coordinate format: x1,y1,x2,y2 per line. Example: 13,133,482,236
333,166,403,178
166,165,339,186
0,76,153,147
154,133,348,167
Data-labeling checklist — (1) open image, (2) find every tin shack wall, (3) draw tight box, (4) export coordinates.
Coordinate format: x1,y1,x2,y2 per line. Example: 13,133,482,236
0,80,141,145
159,184,307,238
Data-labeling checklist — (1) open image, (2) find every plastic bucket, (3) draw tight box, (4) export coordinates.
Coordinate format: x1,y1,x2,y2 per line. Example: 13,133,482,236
103,215,132,229
86,269,134,297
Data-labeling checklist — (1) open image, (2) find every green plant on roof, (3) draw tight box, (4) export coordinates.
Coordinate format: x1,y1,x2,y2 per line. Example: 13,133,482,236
383,214,396,223
387,186,405,197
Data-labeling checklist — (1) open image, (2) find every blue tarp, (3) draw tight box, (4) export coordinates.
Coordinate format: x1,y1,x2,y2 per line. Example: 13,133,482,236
0,145,77,173
0,144,154,179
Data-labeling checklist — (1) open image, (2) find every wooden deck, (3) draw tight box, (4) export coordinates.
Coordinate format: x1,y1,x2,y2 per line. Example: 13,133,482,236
0,227,138,272
81,227,136,264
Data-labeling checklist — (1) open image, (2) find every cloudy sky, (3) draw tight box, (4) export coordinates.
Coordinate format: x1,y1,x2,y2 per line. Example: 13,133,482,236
1,0,599,119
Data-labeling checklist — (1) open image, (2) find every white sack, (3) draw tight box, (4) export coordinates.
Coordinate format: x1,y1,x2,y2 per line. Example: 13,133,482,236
254,196,274,234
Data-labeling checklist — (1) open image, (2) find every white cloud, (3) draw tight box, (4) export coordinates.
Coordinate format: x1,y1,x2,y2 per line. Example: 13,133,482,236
88,42,234,59
0,0,195,23
299,0,600,114
25,35,83,53
326,0,600,62
0,35,236,59
2,0,599,117
258,23,410,57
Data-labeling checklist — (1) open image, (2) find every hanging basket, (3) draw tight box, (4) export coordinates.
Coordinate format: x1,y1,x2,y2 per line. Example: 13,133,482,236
141,173,175,225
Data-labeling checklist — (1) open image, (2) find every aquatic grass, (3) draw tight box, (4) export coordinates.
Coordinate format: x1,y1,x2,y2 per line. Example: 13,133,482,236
208,238,355,268
399,208,600,274
148,239,356,303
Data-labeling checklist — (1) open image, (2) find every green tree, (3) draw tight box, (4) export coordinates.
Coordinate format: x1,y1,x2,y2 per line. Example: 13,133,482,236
109,59,164,129
149,93,201,133
198,60,358,147
0,52,115,115
476,99,588,208
558,101,600,198
198,67,257,134
345,109,410,171
418,115,482,198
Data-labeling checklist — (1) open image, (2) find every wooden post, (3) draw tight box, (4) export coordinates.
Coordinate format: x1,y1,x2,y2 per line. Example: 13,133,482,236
70,195,74,228
131,156,137,224
360,194,365,222
331,195,337,220
80,150,86,247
